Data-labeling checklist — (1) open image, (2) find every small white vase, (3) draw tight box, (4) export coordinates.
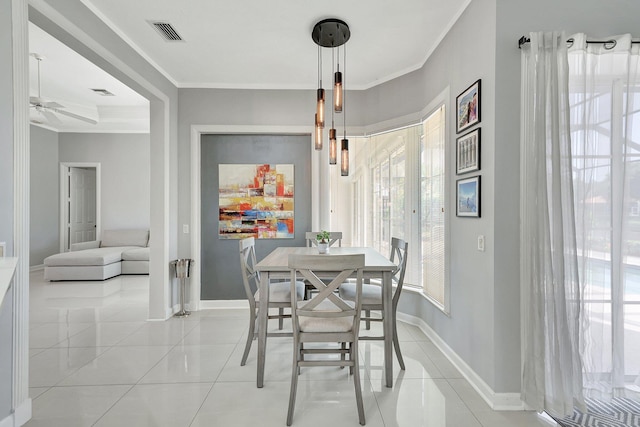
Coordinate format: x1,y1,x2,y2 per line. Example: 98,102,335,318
317,242,329,254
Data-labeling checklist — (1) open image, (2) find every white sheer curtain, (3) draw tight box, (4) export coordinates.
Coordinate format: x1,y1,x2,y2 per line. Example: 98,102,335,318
568,33,640,399
520,32,585,417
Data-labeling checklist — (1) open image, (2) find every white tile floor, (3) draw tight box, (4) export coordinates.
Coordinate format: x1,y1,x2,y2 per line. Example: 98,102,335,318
25,271,557,427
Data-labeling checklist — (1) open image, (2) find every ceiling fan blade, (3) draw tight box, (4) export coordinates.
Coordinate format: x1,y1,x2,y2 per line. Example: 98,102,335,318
43,101,65,109
29,96,64,109
54,108,98,125
41,109,63,126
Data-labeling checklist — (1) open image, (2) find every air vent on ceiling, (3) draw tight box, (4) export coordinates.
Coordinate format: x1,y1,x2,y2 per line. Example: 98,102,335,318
91,88,115,96
150,21,183,41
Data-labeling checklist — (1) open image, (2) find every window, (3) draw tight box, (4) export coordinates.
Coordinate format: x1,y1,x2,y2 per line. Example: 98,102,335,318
336,101,447,311
566,43,640,394
421,105,446,307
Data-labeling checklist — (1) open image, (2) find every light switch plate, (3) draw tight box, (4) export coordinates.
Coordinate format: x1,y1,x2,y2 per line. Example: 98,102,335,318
183,224,189,234
477,235,485,251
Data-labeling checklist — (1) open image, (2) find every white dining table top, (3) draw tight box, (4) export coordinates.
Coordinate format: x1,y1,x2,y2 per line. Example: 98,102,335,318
255,246,396,272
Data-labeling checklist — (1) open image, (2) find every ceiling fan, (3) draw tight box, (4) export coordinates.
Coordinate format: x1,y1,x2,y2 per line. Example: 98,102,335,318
29,53,98,126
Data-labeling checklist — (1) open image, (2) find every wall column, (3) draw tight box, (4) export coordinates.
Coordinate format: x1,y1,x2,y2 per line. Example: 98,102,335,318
12,0,32,424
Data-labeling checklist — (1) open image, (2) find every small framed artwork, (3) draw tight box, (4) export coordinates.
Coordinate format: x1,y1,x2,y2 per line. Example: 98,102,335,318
457,176,481,217
456,128,480,174
456,79,481,133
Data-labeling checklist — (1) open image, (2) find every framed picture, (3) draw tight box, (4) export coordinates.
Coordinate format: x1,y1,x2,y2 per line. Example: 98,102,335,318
218,164,295,239
457,176,480,217
456,79,481,133
456,128,480,174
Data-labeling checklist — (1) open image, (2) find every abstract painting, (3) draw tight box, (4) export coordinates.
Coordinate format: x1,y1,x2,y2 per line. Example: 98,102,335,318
219,164,294,239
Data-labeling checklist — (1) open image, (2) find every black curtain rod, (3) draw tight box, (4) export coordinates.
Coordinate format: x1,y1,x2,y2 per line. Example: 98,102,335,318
518,35,640,49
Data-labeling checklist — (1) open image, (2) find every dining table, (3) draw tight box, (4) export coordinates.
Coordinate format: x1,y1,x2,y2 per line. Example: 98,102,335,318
254,246,397,388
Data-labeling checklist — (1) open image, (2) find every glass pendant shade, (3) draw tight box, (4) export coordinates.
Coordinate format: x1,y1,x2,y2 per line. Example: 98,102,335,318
334,71,343,112
315,114,323,150
341,138,349,176
329,128,337,164
316,88,325,127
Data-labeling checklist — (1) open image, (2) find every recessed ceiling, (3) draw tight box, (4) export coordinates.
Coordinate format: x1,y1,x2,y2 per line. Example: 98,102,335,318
82,0,471,89
29,22,149,133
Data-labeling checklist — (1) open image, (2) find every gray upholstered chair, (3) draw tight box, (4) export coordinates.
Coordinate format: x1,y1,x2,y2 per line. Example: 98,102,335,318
339,237,408,370
286,254,366,426
238,237,305,366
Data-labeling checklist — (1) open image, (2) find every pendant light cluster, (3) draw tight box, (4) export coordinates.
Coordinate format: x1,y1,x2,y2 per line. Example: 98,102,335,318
312,18,350,176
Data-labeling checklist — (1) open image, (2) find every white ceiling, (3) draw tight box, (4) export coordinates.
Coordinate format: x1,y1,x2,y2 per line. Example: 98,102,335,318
84,0,470,89
30,0,471,131
29,22,149,133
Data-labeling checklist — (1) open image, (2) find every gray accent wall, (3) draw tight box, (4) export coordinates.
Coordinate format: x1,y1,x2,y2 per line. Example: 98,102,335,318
177,88,316,259
59,133,150,231
30,125,59,266
200,134,311,300
0,0,14,418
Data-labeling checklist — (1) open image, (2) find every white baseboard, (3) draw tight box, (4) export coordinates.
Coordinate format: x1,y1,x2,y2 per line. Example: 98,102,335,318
1,398,33,427
397,312,525,411
198,299,249,310
29,264,43,272
0,413,12,427
14,399,31,426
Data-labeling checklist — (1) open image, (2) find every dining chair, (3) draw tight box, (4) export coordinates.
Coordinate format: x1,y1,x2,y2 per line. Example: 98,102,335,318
305,231,343,248
339,237,409,370
238,237,305,366
303,231,343,299
286,254,366,426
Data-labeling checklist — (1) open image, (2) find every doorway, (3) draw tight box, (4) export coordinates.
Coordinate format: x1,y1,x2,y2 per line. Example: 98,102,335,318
59,162,101,252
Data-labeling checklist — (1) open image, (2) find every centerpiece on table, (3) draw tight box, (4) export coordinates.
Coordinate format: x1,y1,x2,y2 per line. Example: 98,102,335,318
316,230,331,254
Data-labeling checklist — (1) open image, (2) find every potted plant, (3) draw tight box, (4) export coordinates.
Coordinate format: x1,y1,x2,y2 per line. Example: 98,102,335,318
316,230,330,254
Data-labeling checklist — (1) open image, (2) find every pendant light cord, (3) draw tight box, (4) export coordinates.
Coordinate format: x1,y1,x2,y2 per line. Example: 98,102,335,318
318,44,322,89
331,46,335,128
343,43,347,138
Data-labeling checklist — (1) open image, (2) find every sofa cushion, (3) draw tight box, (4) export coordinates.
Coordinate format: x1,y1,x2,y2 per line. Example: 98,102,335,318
44,247,131,267
121,247,150,261
100,229,149,248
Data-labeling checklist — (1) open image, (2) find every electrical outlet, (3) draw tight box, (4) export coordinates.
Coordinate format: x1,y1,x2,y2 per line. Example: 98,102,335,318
183,224,189,234
477,235,485,251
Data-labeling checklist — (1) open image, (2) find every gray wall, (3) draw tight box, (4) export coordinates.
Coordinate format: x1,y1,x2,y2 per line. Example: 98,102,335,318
374,0,640,394
29,129,152,266
0,0,15,418
59,133,150,231
375,0,501,392
178,88,316,259
200,134,312,300
30,125,59,266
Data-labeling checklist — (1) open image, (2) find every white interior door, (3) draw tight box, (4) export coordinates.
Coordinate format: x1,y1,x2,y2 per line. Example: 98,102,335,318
67,167,97,249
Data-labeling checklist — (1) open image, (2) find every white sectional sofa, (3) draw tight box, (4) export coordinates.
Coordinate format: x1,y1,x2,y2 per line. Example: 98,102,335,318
44,229,150,281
